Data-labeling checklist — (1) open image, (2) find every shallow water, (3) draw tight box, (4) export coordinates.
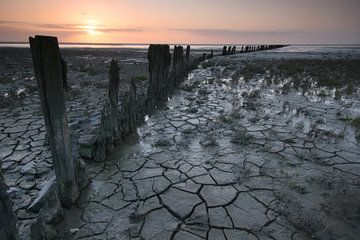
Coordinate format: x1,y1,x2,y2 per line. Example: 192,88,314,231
2,42,360,54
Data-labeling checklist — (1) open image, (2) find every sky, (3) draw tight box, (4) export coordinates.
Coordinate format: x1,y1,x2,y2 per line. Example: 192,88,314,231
0,0,359,44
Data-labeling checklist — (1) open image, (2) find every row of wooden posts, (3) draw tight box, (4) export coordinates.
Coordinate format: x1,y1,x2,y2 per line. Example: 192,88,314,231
0,36,286,239
84,44,208,162
222,44,287,55
0,35,213,239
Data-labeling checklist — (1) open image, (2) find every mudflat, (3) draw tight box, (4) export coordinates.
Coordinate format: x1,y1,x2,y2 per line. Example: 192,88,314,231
1,46,360,239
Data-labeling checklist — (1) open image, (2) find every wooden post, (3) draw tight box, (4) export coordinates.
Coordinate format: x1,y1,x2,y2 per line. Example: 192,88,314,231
227,46,232,55
222,46,227,55
148,44,171,105
108,60,120,107
173,45,185,86
29,35,79,207
94,60,120,161
185,45,190,64
61,58,68,91
0,162,18,240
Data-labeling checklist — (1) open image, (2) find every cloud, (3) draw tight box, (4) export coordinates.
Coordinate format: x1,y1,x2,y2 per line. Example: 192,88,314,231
168,28,360,44
170,28,305,37
95,27,143,33
0,25,83,42
0,20,143,33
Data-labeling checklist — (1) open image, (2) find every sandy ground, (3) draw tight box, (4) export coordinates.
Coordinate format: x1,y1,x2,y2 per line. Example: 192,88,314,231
1,46,360,239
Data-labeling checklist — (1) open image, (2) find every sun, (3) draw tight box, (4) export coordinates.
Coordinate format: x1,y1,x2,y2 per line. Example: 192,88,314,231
85,25,97,35
83,20,100,36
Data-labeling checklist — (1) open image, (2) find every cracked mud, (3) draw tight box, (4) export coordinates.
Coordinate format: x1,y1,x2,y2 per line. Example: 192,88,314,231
55,52,360,240
2,47,360,240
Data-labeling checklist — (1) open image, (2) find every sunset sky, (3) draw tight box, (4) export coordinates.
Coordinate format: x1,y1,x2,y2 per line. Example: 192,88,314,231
0,0,359,44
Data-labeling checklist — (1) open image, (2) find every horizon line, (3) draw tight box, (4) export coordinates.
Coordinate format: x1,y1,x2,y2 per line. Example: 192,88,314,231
0,41,359,46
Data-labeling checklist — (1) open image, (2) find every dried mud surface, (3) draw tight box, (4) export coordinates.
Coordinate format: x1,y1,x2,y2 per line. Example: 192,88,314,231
1,47,360,239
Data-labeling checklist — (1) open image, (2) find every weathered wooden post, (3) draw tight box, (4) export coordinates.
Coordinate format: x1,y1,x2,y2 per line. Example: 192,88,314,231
185,45,190,64
202,53,206,61
173,45,185,86
0,162,18,240
108,60,120,109
222,46,227,55
231,46,236,54
94,60,121,161
147,44,171,106
29,35,79,207
61,58,68,91
209,50,214,58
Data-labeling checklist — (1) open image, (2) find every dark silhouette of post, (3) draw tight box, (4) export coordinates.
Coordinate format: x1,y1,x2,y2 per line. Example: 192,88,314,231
148,44,171,106
108,60,120,108
95,60,121,160
227,46,232,55
0,162,18,240
61,58,68,91
29,35,79,207
231,46,236,54
185,45,190,64
222,46,227,55
173,45,185,86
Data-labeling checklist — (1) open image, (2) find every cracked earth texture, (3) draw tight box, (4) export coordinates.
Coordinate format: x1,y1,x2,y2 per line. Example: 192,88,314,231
0,47,149,239
55,51,360,240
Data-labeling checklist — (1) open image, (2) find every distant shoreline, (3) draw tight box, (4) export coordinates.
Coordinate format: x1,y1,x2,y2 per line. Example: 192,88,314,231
0,41,360,46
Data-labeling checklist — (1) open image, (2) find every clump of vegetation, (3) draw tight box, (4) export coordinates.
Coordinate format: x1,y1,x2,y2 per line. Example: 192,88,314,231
199,136,217,146
336,112,352,122
240,62,266,82
0,75,12,84
187,107,198,113
240,59,360,94
351,116,360,130
0,89,27,108
230,109,244,119
288,181,306,194
198,87,210,95
318,89,329,97
182,127,194,134
79,64,98,75
218,114,233,123
249,89,261,98
334,88,341,100
230,129,253,145
133,75,147,81
345,84,356,95
94,80,109,89
66,87,82,100
249,115,260,123
79,79,92,88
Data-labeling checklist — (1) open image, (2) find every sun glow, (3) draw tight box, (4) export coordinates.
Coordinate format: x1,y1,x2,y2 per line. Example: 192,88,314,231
84,20,101,36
